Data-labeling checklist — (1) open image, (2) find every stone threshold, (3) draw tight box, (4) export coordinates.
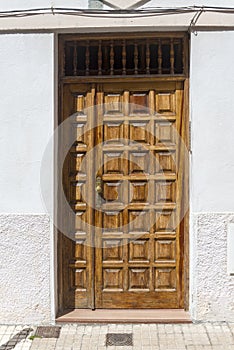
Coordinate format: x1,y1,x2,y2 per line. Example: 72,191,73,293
56,309,192,324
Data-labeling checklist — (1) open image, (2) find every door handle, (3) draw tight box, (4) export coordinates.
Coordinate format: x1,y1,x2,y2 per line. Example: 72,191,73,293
96,176,103,194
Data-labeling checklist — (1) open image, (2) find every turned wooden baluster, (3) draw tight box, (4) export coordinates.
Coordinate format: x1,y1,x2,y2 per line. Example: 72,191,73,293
73,41,78,76
122,39,126,75
85,40,90,76
110,40,114,75
98,40,102,75
134,41,138,74
146,40,150,74
170,38,175,75
182,37,185,75
158,39,162,74
63,44,66,76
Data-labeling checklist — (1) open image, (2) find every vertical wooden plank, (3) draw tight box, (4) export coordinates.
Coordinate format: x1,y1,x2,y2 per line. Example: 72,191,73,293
148,89,155,292
174,81,186,309
94,86,104,308
86,85,96,309
123,90,130,293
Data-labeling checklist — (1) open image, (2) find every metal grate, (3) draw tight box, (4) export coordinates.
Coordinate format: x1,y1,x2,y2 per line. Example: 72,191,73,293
35,326,61,339
106,333,133,346
61,34,187,77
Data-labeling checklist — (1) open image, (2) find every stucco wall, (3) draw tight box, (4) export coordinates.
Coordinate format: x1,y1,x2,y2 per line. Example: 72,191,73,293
0,34,54,324
190,31,234,321
0,214,51,324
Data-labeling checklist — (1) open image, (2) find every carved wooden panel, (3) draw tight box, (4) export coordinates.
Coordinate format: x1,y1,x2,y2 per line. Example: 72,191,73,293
95,81,185,309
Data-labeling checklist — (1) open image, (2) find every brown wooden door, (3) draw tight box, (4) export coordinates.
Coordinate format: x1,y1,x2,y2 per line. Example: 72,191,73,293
60,80,186,310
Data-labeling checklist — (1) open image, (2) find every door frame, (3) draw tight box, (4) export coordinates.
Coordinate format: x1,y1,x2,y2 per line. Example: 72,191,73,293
57,32,190,315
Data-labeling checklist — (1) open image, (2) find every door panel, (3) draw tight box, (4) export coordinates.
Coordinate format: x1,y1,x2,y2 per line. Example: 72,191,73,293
94,82,183,308
60,81,185,310
60,84,95,309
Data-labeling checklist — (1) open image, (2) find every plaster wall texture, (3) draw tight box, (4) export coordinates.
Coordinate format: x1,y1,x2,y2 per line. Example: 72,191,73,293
0,34,54,324
190,31,234,321
0,34,54,213
0,214,51,324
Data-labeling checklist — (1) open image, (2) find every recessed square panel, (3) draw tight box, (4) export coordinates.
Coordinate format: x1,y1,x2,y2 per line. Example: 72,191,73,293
70,268,86,291
103,240,123,262
129,268,149,290
104,152,124,174
155,181,176,203
71,121,87,146
103,269,123,291
129,151,149,174
103,211,123,231
129,121,150,144
129,181,148,203
156,92,176,115
155,268,176,291
103,181,123,203
104,122,124,144
75,240,86,262
70,152,86,175
155,121,176,145
155,239,176,262
76,94,86,114
155,151,176,174
70,181,85,203
104,94,123,115
129,239,149,262
130,93,149,114
129,210,150,233
74,211,87,234
155,211,176,232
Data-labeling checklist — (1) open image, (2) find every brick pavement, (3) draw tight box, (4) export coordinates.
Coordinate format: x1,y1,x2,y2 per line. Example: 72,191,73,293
0,323,233,350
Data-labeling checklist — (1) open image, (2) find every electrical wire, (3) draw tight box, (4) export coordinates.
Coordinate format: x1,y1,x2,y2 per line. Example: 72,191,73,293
0,6,234,19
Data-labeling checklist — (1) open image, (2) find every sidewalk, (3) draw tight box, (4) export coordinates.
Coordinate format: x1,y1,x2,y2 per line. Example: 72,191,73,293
0,323,234,350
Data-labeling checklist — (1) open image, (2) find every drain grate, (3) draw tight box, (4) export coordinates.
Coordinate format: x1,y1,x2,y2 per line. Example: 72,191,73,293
106,333,133,346
35,326,61,339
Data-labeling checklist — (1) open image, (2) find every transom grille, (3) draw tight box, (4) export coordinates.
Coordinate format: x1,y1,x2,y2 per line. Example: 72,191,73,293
61,34,187,77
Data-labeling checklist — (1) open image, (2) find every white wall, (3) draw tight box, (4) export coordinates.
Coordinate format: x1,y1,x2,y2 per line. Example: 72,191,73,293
191,31,234,213
190,31,234,321
0,34,54,213
0,34,54,324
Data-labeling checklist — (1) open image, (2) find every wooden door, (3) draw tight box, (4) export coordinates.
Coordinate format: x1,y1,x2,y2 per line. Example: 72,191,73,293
60,80,187,310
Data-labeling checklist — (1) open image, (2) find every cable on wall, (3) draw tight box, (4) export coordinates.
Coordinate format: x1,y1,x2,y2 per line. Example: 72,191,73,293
0,6,233,19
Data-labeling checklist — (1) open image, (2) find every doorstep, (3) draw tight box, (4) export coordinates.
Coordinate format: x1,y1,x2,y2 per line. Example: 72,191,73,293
56,309,192,324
